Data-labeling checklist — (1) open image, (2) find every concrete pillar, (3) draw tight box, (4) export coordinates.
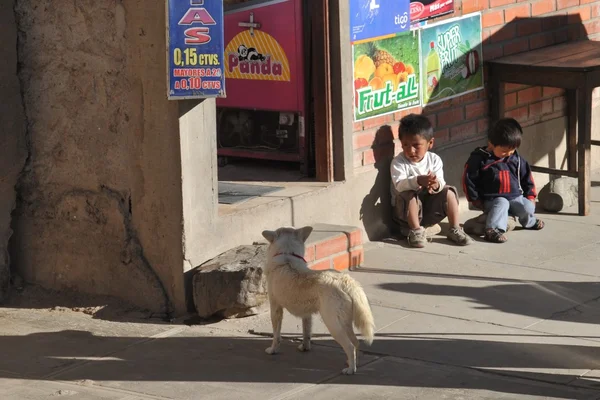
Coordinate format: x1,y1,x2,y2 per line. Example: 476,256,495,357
9,0,205,315
0,0,28,302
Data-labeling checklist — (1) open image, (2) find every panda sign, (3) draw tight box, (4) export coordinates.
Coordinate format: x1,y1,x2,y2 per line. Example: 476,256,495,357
166,0,226,99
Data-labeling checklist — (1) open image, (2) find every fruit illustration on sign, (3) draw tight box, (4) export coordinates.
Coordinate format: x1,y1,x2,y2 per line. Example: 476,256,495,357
354,77,368,106
462,47,480,79
425,41,441,101
354,55,376,81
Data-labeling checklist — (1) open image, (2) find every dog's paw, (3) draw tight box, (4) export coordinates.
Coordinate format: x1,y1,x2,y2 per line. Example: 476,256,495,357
341,366,356,375
265,347,279,355
297,342,311,352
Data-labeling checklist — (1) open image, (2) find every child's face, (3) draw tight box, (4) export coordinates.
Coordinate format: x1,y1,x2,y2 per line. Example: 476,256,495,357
401,134,434,163
488,143,516,158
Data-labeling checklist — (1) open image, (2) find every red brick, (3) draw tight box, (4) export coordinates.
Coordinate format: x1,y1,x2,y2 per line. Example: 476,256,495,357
349,230,362,247
517,87,543,104
553,95,567,111
585,20,600,35
505,3,531,22
452,91,480,106
530,32,555,50
478,118,490,133
554,28,569,44
483,44,503,60
394,107,422,121
490,24,517,43
465,100,488,120
541,110,566,121
349,248,364,269
490,0,515,6
362,149,375,165
582,0,598,3
304,245,315,262
437,107,465,127
310,259,331,271
557,0,580,9
423,99,452,112
503,38,529,56
353,121,363,132
505,92,518,109
463,0,488,13
450,121,478,141
542,15,567,30
506,83,527,92
593,4,600,18
482,10,504,28
532,0,556,16
353,131,375,150
506,105,529,122
570,24,587,40
518,19,543,36
315,235,348,259
570,7,591,21
529,99,554,117
434,128,450,146
362,114,393,130
543,86,564,97
332,253,350,271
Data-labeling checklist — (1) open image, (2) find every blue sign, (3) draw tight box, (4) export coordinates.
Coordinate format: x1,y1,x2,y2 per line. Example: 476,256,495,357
350,0,411,43
167,0,226,99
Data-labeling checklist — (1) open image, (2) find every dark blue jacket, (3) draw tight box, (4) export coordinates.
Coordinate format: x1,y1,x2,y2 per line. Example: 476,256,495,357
462,147,537,203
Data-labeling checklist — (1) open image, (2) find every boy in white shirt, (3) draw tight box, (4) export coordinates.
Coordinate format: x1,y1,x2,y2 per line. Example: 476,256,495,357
390,114,472,248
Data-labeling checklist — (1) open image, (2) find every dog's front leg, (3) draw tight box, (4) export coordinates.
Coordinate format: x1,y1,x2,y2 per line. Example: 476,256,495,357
298,316,312,352
265,300,283,355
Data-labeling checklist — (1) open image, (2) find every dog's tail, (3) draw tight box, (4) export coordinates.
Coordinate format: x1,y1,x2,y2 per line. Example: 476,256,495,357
349,283,375,345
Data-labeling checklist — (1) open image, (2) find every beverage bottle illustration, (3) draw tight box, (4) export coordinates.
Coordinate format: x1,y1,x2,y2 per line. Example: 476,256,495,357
425,41,440,102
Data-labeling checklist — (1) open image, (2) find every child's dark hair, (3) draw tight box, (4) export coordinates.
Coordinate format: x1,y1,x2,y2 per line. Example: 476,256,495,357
398,114,434,141
488,118,523,148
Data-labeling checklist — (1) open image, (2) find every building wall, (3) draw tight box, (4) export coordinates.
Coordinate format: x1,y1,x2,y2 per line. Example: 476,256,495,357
0,0,28,301
10,0,187,314
352,1,600,180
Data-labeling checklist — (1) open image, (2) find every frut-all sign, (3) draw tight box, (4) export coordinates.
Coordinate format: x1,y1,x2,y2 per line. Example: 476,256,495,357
410,0,454,23
166,0,226,99
353,31,421,121
224,30,290,81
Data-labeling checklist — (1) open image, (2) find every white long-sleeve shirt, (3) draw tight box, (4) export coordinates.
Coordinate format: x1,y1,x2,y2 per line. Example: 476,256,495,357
390,152,446,205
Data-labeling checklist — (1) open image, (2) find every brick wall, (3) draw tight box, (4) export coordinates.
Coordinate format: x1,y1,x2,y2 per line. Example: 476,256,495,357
353,0,600,173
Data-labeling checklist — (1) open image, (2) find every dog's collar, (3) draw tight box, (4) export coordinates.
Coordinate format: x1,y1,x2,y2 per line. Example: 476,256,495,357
274,252,307,263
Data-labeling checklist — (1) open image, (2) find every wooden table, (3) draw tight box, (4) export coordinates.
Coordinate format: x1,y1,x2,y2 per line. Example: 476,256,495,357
487,40,600,216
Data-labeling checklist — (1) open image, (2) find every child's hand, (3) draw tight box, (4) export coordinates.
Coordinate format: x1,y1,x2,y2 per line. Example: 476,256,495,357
472,200,484,210
416,174,431,188
427,173,440,194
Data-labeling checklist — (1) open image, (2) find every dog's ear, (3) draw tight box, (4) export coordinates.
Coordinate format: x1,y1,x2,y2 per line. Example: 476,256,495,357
262,230,277,243
296,226,313,243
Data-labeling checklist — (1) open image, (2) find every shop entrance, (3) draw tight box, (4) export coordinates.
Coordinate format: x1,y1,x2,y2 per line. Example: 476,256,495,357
217,0,333,192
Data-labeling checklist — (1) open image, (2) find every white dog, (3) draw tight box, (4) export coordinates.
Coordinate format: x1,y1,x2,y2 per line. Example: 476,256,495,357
261,226,375,375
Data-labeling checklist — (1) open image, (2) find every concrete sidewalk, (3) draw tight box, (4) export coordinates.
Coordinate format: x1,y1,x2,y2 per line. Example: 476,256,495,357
2,178,600,399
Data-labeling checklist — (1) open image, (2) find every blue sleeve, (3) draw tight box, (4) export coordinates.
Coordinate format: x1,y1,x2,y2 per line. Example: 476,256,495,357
462,155,481,203
520,158,537,199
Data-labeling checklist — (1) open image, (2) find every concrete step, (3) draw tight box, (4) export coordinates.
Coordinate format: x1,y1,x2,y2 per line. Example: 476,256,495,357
304,223,364,271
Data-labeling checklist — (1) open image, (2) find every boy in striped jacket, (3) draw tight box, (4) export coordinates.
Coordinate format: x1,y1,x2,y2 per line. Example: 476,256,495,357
462,118,545,243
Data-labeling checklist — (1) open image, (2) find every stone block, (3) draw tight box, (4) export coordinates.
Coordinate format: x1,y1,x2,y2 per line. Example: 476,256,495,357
193,245,268,319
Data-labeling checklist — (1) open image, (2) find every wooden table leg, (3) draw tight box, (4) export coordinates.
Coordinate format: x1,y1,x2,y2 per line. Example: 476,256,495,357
566,90,577,173
577,85,593,216
488,66,505,125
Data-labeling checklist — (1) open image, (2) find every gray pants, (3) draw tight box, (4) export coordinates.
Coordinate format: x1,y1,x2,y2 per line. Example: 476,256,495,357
484,196,536,232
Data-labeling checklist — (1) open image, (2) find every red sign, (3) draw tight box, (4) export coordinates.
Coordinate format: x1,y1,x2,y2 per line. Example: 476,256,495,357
216,0,304,114
410,0,454,23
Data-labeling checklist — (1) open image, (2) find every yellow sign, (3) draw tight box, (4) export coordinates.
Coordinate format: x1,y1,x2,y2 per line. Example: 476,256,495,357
224,30,290,81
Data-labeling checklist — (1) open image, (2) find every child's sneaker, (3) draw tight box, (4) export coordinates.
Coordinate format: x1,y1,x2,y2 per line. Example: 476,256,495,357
447,226,473,246
407,228,428,248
